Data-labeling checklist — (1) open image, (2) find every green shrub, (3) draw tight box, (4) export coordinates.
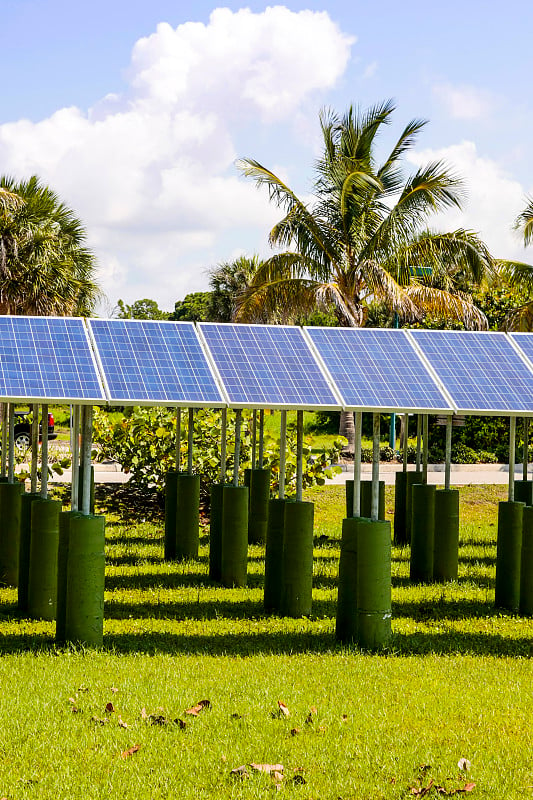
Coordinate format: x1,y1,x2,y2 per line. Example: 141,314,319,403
451,443,479,464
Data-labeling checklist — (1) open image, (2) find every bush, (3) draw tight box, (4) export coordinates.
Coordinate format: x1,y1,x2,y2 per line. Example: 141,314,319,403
451,443,479,464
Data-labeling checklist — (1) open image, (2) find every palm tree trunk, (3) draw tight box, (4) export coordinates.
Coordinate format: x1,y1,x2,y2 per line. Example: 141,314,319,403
339,410,355,454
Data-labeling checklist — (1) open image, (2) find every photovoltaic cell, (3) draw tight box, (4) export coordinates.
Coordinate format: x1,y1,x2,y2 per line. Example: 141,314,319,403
198,323,340,408
305,327,452,412
410,329,533,414
88,319,224,406
0,316,105,402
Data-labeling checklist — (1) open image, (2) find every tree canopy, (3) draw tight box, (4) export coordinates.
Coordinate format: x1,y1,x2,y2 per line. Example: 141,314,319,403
0,175,100,315
236,101,494,329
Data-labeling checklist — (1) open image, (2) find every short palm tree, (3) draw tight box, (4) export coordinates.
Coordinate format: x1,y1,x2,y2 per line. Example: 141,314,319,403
0,175,100,316
236,100,493,329
493,197,533,330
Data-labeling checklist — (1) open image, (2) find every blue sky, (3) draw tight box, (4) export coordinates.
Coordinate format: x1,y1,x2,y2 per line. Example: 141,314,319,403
2,1,532,312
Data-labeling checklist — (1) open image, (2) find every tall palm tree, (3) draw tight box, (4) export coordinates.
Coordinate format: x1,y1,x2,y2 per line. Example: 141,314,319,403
208,254,268,322
236,101,493,329
493,197,533,330
0,175,100,316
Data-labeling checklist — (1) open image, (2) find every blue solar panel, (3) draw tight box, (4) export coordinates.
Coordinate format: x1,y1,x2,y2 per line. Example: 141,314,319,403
508,334,533,376
198,323,340,408
88,320,224,406
409,330,533,414
305,327,452,412
0,316,105,402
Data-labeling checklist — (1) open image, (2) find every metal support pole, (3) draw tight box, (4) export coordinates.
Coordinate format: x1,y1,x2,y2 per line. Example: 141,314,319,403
187,408,194,474
40,403,49,498
353,411,362,517
371,412,380,521
389,412,396,449
31,403,39,493
1,403,7,477
71,405,80,511
279,410,287,499
233,409,242,487
422,414,429,485
445,415,452,491
251,410,257,469
175,408,181,472
81,405,93,514
296,410,304,502
523,418,529,481
8,403,15,483
416,414,422,471
403,413,408,472
258,409,265,469
220,408,227,483
509,416,516,502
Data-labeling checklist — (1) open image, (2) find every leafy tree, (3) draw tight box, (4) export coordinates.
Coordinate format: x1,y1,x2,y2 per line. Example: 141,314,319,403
207,254,267,322
170,292,212,322
236,101,493,329
117,298,170,320
496,198,533,329
0,175,100,315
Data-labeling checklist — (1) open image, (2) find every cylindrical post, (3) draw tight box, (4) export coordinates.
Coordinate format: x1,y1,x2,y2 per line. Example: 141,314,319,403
176,408,181,471
56,509,83,643
1,403,7,478
353,412,362,517
233,409,242,487
8,403,15,484
279,411,287,499
175,473,200,559
71,405,80,512
264,497,286,611
434,488,460,581
251,410,257,469
523,418,529,481
40,403,49,497
187,408,194,474
164,470,179,561
80,405,93,514
422,414,428,485
65,514,105,646
410,483,436,582
336,517,360,643
495,500,523,610
357,518,392,650
28,497,61,619
220,408,227,483
258,409,265,468
31,403,39,494
389,412,396,449
520,506,533,615
296,410,304,502
371,413,380,521
403,414,408,472
18,491,40,612
221,485,248,587
416,414,422,471
509,416,516,502
0,482,22,585
281,500,314,617
445,415,452,491
247,467,270,544
209,482,230,582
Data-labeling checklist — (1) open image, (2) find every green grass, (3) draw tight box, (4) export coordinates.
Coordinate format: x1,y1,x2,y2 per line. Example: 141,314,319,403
0,482,532,798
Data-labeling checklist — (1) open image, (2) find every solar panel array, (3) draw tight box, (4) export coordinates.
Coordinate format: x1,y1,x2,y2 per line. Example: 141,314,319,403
409,330,533,414
4,316,533,415
88,319,224,406
198,323,340,409
305,327,452,412
0,316,105,403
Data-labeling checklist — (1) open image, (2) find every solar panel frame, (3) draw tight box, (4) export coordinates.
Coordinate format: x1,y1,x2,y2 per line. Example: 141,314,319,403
304,326,454,414
197,322,342,410
0,315,106,404
87,319,227,407
408,329,533,416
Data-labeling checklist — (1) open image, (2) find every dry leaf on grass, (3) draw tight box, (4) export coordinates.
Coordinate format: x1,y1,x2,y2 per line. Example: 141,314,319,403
121,745,141,759
185,699,211,716
105,702,115,714
277,701,290,717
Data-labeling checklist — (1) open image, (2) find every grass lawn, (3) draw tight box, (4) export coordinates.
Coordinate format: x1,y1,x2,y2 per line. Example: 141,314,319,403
0,482,532,798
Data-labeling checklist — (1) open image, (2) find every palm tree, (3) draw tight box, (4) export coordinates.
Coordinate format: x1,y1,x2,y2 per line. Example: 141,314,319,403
236,101,492,329
0,175,100,316
208,254,268,322
492,197,533,330
515,197,533,246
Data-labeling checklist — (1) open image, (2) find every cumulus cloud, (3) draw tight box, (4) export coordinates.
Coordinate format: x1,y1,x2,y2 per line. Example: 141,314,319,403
408,141,529,263
433,82,494,120
0,7,354,308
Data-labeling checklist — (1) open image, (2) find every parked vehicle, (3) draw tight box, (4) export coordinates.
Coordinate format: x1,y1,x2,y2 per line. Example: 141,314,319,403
13,409,56,452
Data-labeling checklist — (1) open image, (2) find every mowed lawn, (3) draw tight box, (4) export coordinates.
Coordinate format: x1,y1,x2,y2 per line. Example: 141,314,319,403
0,483,532,798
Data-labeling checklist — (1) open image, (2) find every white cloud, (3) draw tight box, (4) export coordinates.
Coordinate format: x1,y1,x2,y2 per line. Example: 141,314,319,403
433,82,494,120
408,141,529,263
0,7,354,308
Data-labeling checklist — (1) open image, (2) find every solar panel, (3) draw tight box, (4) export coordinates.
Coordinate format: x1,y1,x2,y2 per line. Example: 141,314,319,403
305,327,452,413
0,316,105,403
508,334,533,378
409,329,533,414
198,323,341,409
88,319,225,406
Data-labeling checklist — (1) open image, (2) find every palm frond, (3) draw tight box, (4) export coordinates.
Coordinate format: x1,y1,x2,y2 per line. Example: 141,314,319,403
514,197,533,246
405,284,488,329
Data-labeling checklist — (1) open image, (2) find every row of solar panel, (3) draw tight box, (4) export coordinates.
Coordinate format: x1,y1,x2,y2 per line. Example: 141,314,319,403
2,316,533,415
